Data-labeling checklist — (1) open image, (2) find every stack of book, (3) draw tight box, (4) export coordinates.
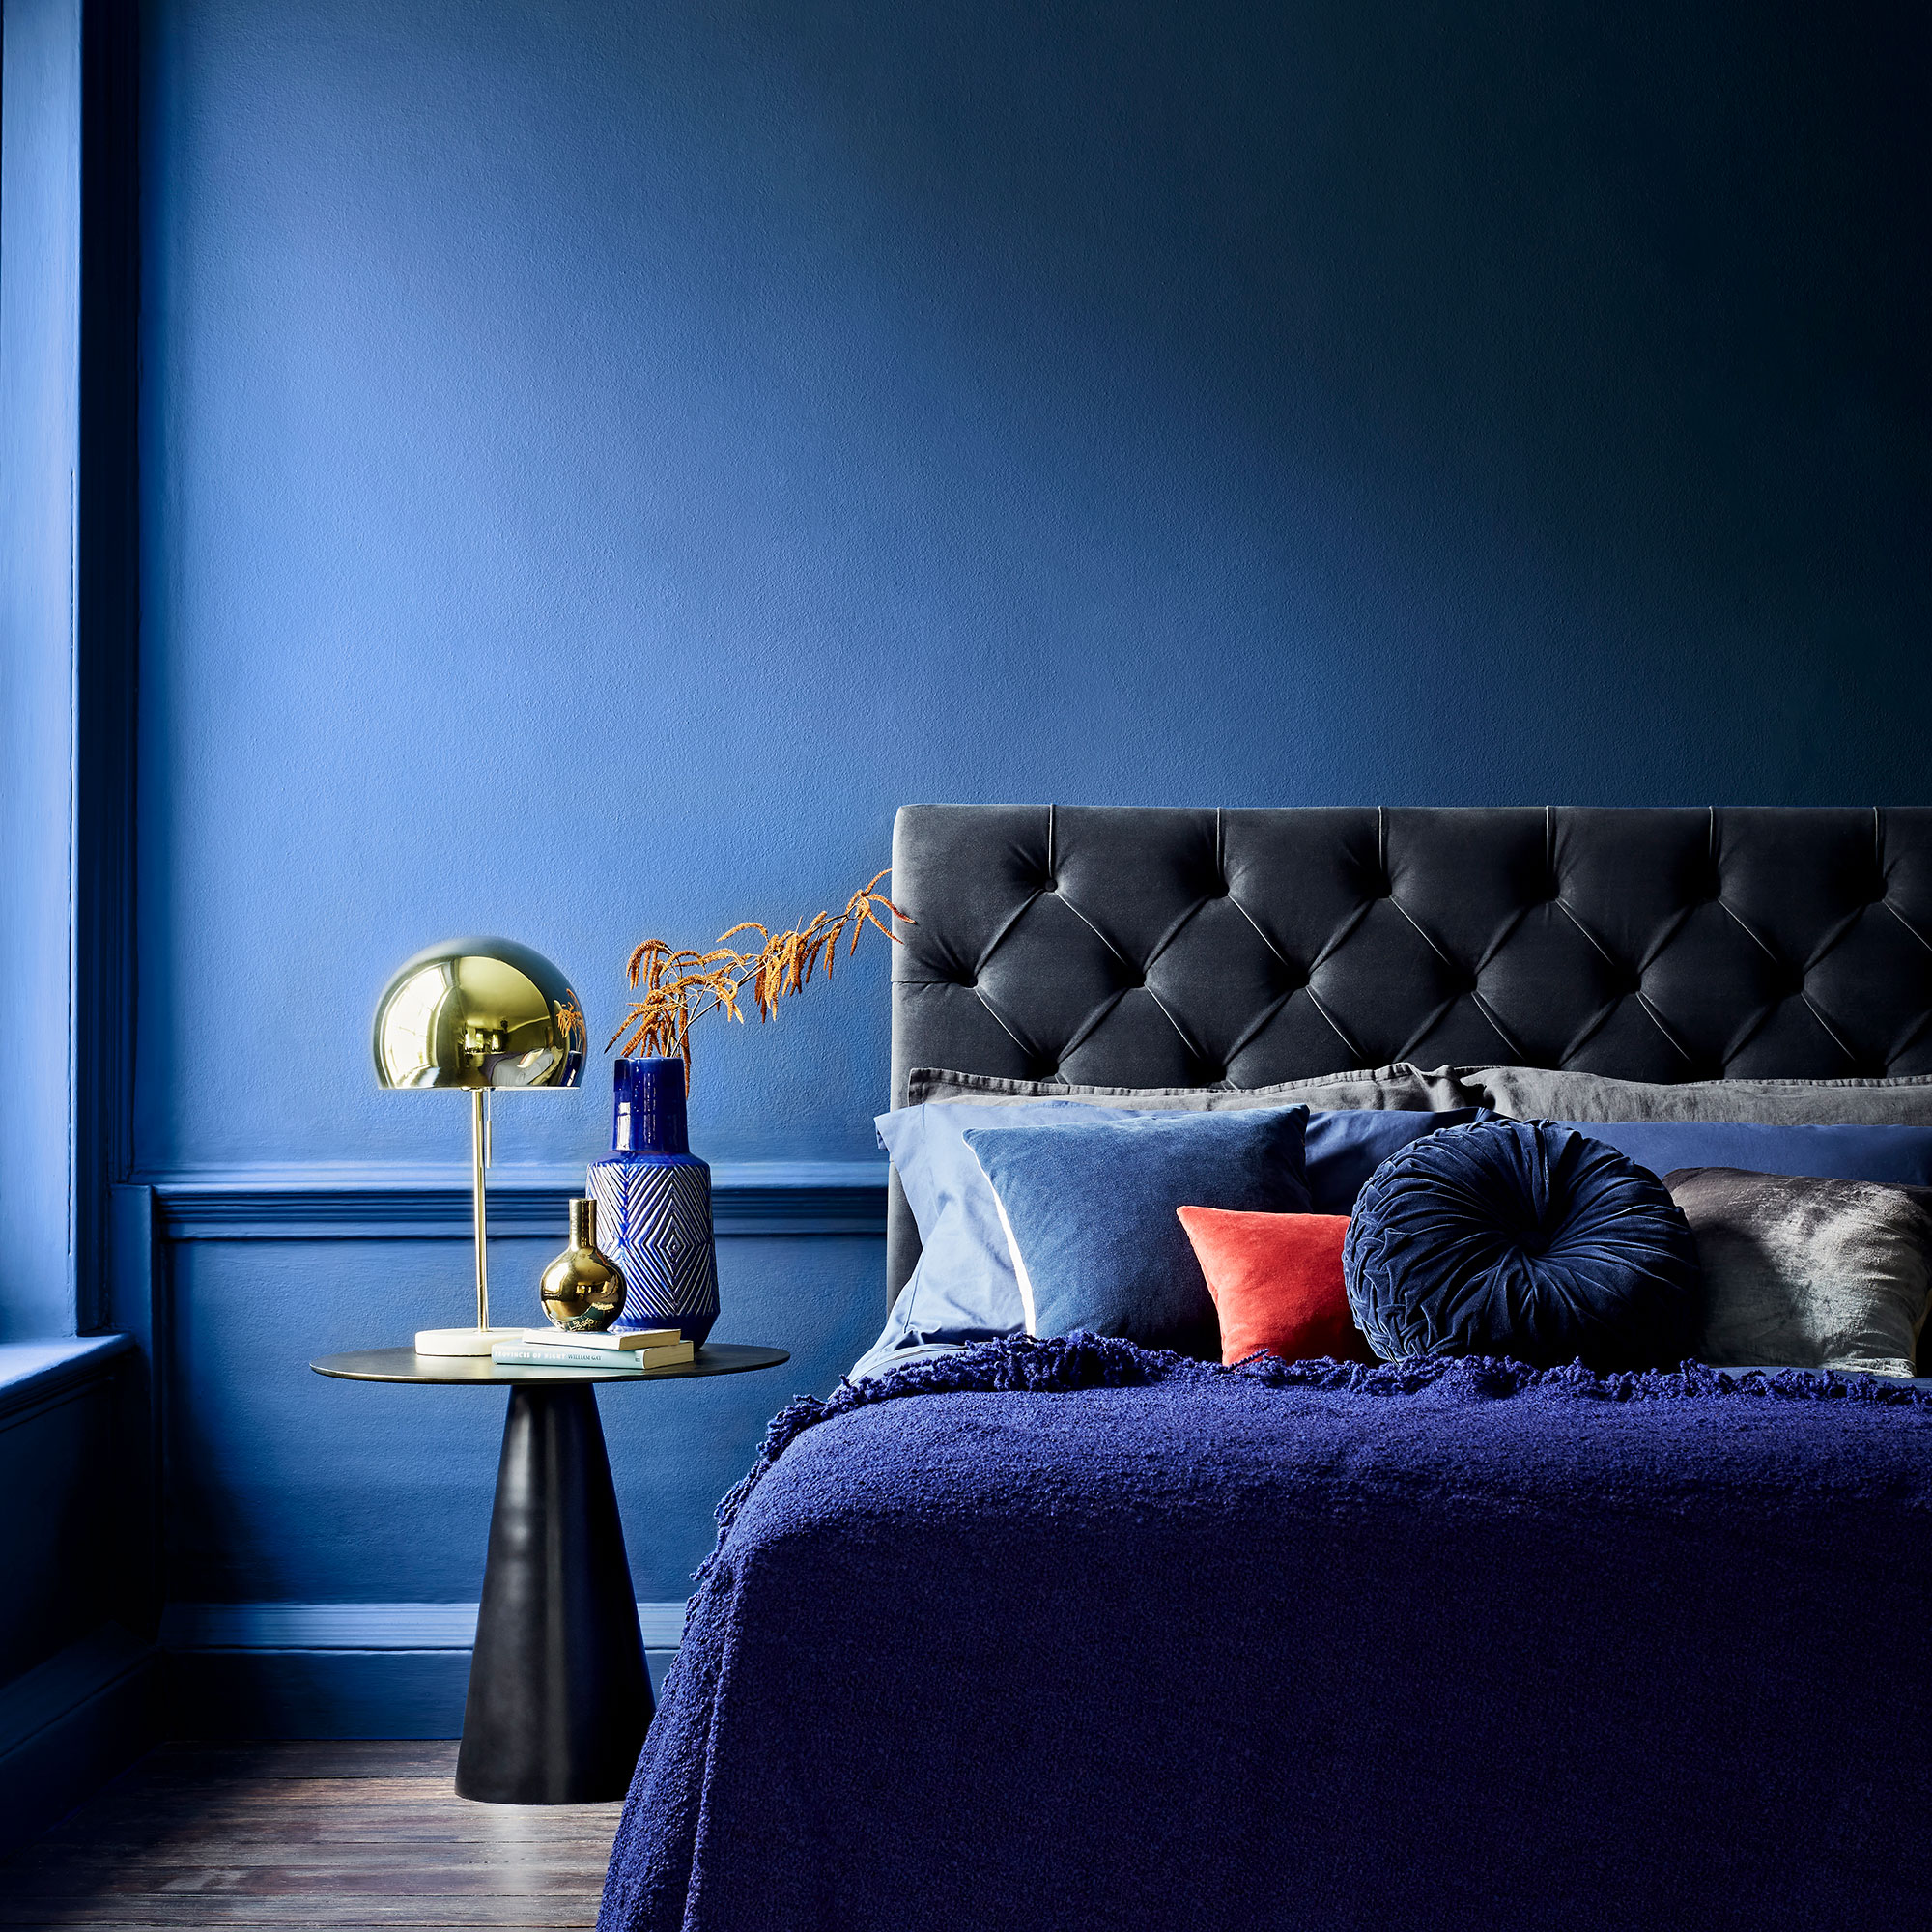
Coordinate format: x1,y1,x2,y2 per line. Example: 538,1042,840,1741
490,1327,695,1371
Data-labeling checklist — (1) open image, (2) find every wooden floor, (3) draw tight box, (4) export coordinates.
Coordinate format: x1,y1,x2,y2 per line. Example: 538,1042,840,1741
0,1743,623,1929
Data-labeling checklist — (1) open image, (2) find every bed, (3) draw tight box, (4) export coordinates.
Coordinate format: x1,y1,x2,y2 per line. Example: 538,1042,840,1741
600,806,1932,1932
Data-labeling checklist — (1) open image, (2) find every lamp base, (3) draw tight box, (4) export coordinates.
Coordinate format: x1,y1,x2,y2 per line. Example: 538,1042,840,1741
415,1326,525,1358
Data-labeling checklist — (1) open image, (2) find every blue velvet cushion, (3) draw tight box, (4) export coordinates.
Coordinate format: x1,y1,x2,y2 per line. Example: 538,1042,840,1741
1344,1119,1703,1369
960,1108,1313,1357
875,1102,1479,1348
1551,1120,1932,1188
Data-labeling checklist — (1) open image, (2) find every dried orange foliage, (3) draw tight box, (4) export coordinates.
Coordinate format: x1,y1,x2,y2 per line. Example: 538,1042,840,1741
555,996,586,1047
610,869,910,1086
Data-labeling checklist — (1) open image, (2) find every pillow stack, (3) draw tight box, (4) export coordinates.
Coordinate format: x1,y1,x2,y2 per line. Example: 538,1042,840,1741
959,1109,1312,1357
876,1091,1482,1357
870,1065,1932,1379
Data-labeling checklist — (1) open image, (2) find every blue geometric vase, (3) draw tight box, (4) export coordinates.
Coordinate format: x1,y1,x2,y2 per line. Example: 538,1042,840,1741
587,1057,719,1345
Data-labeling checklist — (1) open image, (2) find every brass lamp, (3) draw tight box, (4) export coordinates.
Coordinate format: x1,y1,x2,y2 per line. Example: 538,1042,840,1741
373,937,585,1356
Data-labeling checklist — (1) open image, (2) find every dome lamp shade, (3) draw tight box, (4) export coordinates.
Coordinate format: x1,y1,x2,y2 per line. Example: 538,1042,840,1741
372,937,585,1354
374,936,584,1091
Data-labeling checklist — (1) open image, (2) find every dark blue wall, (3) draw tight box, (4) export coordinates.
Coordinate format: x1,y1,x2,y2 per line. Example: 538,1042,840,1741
0,1338,156,1847
136,0,1931,1714
141,0,1932,1177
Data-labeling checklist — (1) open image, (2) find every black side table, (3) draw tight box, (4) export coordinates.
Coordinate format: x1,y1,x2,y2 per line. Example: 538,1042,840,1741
311,1342,789,1804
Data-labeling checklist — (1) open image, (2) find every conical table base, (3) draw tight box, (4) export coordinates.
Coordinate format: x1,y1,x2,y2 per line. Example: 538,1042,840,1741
308,1343,790,1804
457,1383,650,1804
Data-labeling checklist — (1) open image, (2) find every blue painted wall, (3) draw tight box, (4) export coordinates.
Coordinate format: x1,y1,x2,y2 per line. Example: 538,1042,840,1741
164,1232,872,1604
135,0,1931,1703
141,0,1932,1179
0,0,84,1344
0,1345,148,1696
0,0,157,1838
0,1341,156,1848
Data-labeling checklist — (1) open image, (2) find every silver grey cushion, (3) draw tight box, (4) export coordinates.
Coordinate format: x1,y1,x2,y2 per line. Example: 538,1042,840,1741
905,1062,1457,1111
1460,1066,1932,1125
1666,1167,1932,1378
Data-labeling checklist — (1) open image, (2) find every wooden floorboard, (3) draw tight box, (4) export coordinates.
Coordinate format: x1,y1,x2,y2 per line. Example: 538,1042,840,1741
137,1747,468,1782
0,1744,622,1930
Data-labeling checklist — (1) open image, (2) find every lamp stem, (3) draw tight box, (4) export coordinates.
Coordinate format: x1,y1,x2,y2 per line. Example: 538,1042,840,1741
471,1087,491,1332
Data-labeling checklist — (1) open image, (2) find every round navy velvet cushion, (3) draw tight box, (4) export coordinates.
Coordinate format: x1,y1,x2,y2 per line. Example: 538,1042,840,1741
1343,1119,1703,1369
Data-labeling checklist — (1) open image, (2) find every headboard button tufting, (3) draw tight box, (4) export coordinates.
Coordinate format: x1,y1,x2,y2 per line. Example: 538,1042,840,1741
886,804,1932,1310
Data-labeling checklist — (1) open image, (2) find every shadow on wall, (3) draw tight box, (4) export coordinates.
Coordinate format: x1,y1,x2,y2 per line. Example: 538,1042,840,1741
755,0,1931,620
0,1343,158,1852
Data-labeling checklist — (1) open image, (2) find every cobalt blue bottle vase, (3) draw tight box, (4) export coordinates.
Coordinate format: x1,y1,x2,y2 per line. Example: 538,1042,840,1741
587,1057,719,1345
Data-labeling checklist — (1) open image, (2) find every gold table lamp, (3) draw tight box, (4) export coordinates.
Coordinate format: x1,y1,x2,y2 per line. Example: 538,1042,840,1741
373,937,584,1355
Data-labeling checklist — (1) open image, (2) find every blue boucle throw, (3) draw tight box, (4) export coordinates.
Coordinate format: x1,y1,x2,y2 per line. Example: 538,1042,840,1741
598,1337,1932,1932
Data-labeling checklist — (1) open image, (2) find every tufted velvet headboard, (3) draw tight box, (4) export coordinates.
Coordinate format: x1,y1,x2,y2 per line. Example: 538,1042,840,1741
885,805,1932,1305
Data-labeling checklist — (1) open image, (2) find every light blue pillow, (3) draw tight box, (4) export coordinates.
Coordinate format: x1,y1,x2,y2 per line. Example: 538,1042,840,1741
960,1108,1312,1357
876,1101,1484,1349
1553,1121,1932,1188
877,1101,1144,1344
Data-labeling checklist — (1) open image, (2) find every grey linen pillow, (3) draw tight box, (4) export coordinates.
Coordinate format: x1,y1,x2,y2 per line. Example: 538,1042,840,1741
905,1062,1457,1112
1665,1167,1932,1378
1461,1066,1932,1126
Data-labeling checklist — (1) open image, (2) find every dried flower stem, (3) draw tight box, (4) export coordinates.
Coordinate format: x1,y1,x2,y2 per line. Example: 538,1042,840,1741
608,868,910,1087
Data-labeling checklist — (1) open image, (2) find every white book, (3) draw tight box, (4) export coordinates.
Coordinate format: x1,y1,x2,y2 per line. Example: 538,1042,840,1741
518,1326,682,1351
492,1340,695,1371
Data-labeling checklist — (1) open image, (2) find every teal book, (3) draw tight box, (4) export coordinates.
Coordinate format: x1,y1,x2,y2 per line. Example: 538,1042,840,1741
491,1339,695,1371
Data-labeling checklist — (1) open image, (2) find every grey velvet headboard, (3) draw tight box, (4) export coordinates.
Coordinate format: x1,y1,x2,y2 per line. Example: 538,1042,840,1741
885,804,1932,1306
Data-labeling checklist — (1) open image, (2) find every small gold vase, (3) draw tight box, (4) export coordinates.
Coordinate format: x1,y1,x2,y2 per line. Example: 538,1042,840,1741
539,1198,628,1331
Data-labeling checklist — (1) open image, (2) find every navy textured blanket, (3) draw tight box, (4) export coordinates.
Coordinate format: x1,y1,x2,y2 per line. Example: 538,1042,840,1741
599,1338,1932,1932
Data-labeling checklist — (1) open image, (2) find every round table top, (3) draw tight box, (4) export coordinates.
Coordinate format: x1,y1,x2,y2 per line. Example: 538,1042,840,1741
310,1342,790,1386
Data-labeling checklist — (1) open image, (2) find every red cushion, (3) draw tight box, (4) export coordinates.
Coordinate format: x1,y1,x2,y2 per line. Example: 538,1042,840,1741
1176,1207,1377,1366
